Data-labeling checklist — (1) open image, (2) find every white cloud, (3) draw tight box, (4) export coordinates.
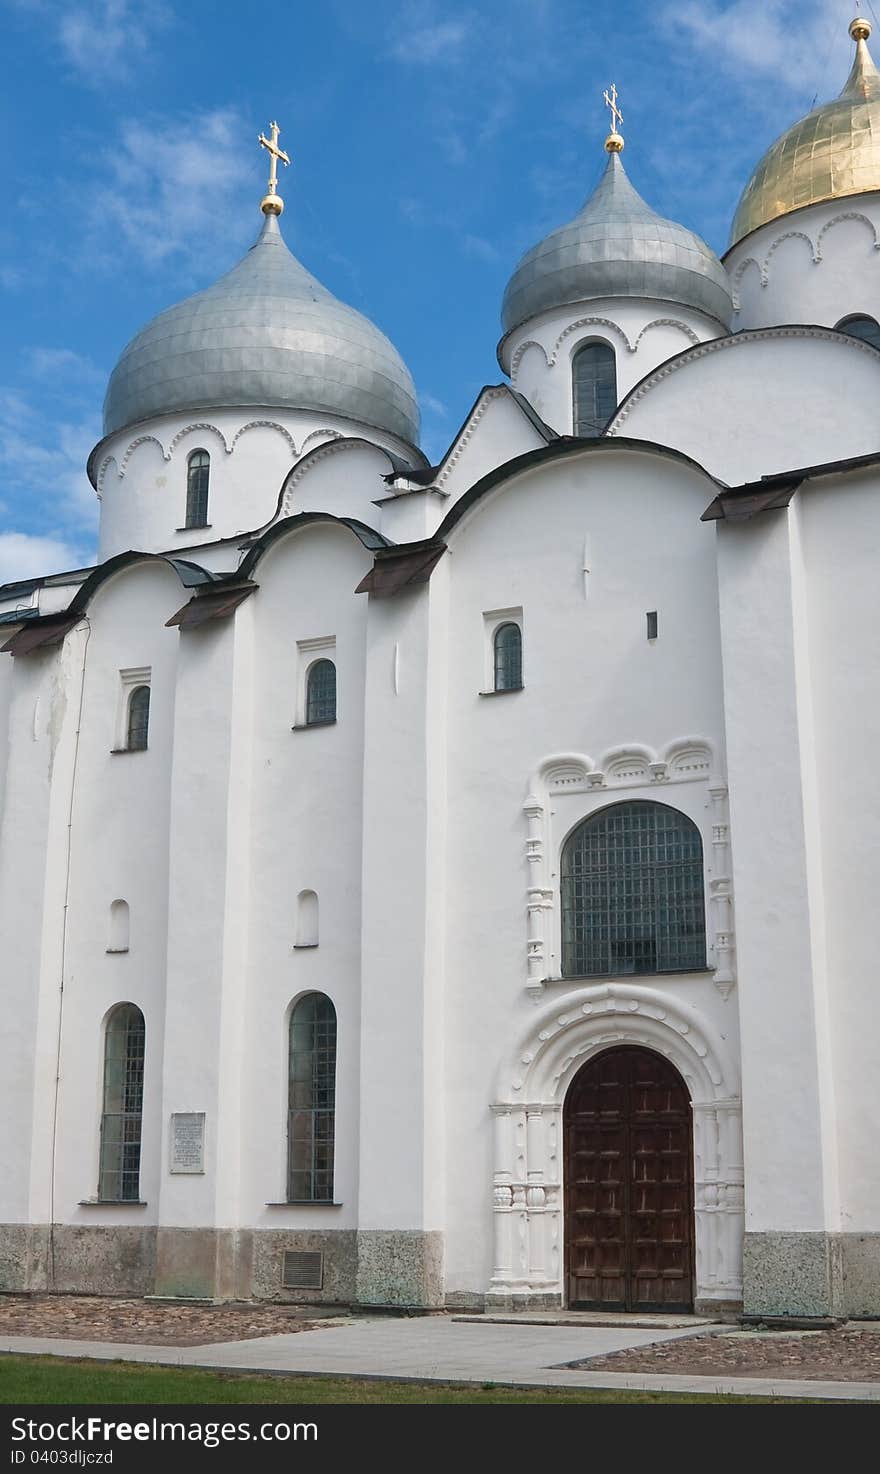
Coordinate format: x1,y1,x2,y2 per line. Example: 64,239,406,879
84,106,255,273
662,1,850,95
390,8,471,65
0,381,100,554
0,531,87,583
463,233,501,264
25,347,103,384
12,0,171,82
420,392,448,417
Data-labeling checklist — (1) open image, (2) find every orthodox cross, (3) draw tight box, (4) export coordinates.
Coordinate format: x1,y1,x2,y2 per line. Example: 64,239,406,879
603,83,623,137
258,121,290,198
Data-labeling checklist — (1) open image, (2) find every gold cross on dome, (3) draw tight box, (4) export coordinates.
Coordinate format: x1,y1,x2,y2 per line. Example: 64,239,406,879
603,83,623,137
258,120,290,199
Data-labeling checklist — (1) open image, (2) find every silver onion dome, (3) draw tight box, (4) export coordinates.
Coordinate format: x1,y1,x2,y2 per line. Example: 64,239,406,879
500,149,733,339
103,211,420,446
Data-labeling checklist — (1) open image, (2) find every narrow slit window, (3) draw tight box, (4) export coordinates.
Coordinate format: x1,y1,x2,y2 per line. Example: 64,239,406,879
126,686,150,751
185,450,210,529
306,659,336,725
98,1003,145,1202
573,341,617,437
494,622,523,691
288,993,337,1203
646,610,658,640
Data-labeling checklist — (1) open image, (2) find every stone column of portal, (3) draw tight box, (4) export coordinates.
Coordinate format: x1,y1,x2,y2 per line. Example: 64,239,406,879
0,631,86,1290
716,501,840,1319
354,557,450,1307
154,599,255,1300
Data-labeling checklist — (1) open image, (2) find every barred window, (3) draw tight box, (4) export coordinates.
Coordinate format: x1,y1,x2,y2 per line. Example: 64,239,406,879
561,801,706,977
837,314,880,351
288,993,337,1203
126,686,150,751
494,622,522,691
573,341,617,437
98,1003,145,1202
185,450,210,528
306,659,336,725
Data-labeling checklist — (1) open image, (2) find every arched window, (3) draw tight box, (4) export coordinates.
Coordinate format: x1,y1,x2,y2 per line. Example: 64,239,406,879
185,450,210,528
306,659,336,725
108,899,130,953
561,801,705,977
126,686,150,751
288,993,337,1203
98,1003,145,1202
494,622,522,691
573,341,617,437
836,314,880,351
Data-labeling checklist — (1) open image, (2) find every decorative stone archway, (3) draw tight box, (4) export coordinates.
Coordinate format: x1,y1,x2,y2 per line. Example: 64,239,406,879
487,983,743,1313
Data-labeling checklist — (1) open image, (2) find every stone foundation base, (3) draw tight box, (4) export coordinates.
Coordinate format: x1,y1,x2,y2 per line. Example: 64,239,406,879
0,1223,442,1308
484,1289,564,1312
744,1231,880,1318
0,1224,157,1296
353,1230,444,1308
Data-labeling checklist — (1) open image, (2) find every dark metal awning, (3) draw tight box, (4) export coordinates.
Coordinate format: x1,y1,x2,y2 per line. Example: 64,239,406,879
165,584,257,629
1,615,80,656
355,543,447,597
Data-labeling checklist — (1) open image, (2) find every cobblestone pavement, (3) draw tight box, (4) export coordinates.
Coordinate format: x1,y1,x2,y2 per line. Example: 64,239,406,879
577,1327,880,1382
0,1295,345,1346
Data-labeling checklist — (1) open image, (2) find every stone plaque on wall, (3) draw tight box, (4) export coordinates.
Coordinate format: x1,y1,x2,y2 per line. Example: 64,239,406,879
170,1112,206,1174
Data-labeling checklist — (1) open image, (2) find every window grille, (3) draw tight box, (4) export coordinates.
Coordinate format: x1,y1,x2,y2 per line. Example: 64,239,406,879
306,659,336,724
288,993,337,1203
493,622,522,691
185,450,210,528
98,1004,145,1202
573,342,617,437
127,686,150,750
837,314,880,351
561,801,706,976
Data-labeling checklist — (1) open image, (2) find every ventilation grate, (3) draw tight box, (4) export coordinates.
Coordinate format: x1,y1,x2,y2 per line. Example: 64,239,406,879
282,1250,324,1290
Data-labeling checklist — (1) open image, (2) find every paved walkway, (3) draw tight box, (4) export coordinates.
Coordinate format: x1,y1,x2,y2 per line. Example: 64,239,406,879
3,1319,879,1401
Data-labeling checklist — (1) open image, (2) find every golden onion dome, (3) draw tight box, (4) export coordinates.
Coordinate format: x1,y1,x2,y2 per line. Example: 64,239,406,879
730,18,880,246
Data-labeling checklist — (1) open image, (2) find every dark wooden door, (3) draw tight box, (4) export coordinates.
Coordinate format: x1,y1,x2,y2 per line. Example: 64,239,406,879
564,1047,694,1311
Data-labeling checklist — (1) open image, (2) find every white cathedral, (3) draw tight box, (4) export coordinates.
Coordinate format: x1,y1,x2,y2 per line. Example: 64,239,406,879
2,19,880,1322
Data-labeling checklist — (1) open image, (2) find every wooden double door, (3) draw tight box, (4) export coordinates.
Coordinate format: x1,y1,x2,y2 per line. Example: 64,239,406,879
564,1047,694,1311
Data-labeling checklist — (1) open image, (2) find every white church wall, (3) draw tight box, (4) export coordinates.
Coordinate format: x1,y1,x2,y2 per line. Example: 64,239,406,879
95,408,417,561
242,523,371,1251
716,504,842,1317
49,563,181,1237
502,297,723,436
435,445,741,1304
797,473,880,1247
725,192,880,331
608,330,880,484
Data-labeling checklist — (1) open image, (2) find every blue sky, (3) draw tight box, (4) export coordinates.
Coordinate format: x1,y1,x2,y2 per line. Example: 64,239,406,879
0,0,863,579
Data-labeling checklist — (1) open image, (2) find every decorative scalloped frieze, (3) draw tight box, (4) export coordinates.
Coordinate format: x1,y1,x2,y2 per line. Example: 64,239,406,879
96,455,118,497
731,209,880,309
533,739,713,796
509,339,550,378
632,318,702,351
816,210,880,256
549,315,634,362
229,419,299,456
608,325,880,432
165,422,231,458
279,435,364,513
299,428,344,455
119,434,166,476
435,386,509,490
